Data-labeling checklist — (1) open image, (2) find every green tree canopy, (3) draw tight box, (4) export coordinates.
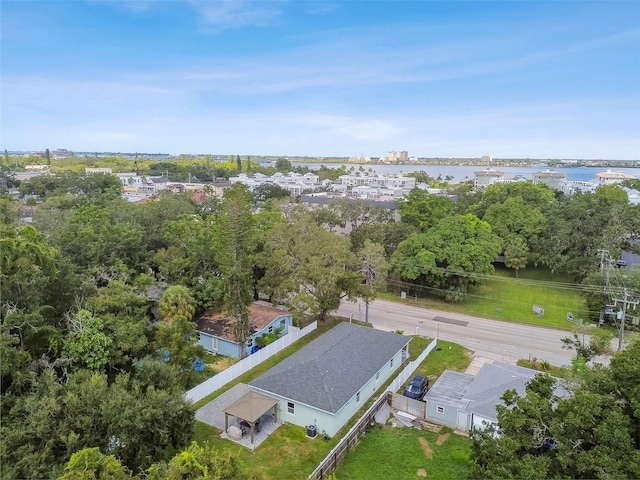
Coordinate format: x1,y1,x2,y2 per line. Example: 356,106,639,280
470,341,640,479
397,188,454,232
392,214,501,301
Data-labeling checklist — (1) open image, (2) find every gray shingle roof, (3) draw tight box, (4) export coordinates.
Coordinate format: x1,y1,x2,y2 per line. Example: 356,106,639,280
249,322,410,414
426,362,560,421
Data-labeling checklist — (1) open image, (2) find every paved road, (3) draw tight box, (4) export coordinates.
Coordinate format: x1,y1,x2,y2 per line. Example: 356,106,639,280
335,299,576,366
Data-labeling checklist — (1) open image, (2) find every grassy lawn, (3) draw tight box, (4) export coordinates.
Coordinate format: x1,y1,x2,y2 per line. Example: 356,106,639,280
405,337,473,390
384,265,589,330
334,427,473,480
194,423,337,480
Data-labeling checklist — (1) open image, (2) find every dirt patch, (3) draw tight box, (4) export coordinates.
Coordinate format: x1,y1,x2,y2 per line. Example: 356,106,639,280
417,468,427,477
209,357,237,371
418,437,433,459
436,433,451,446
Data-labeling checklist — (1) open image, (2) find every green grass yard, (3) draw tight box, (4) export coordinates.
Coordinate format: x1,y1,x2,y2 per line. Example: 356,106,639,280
385,265,590,330
334,427,473,480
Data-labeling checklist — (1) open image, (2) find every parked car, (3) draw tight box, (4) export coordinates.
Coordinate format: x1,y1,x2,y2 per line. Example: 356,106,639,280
403,375,428,400
615,259,627,268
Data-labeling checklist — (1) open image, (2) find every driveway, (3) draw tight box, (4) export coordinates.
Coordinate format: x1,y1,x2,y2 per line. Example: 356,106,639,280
195,383,251,430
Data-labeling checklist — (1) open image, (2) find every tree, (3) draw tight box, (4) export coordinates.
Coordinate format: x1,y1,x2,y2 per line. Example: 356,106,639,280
85,281,150,372
561,326,614,363
328,199,393,232
358,240,389,322
158,285,197,323
62,310,112,372
0,224,60,309
252,183,290,202
0,367,195,479
503,235,529,278
350,221,417,258
59,448,133,480
397,189,454,232
0,197,20,225
147,442,253,480
214,184,255,356
535,187,637,281
470,181,556,219
470,343,640,479
391,214,501,301
259,209,361,321
483,195,546,273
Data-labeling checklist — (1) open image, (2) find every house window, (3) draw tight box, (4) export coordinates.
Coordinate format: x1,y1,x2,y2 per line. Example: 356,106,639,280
356,391,361,403
390,358,394,369
246,337,252,347
280,318,286,326
287,402,295,415
268,326,273,333
212,337,218,350
376,372,380,381
437,405,445,414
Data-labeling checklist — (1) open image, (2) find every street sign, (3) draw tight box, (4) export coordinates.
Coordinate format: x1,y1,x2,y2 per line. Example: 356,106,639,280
567,313,574,322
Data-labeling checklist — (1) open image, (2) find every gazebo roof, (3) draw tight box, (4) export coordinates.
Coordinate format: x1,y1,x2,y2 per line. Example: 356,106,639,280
224,391,278,423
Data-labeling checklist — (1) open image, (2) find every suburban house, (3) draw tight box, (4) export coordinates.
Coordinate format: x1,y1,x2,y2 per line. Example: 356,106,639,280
249,322,411,437
196,302,293,359
424,362,564,432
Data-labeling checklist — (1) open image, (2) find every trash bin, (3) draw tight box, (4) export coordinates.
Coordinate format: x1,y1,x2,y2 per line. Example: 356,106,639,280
307,425,317,438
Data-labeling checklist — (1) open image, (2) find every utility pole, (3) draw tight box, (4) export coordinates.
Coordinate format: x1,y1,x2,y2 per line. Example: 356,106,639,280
612,288,639,351
597,249,609,272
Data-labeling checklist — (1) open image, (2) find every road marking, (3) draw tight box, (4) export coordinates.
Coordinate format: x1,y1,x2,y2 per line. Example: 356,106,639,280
433,316,469,327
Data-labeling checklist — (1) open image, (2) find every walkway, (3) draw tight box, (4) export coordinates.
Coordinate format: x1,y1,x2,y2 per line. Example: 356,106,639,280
195,383,283,450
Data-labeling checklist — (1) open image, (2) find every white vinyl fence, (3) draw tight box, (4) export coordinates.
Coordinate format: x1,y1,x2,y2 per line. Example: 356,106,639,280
185,321,318,403
387,337,437,393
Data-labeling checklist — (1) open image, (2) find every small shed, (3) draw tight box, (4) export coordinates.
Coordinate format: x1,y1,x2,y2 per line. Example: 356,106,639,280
224,391,279,444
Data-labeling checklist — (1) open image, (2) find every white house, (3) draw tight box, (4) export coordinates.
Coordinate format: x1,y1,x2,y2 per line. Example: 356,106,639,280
474,168,504,188
249,322,410,437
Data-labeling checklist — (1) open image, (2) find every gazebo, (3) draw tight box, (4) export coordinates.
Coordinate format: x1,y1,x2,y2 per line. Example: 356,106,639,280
224,391,278,444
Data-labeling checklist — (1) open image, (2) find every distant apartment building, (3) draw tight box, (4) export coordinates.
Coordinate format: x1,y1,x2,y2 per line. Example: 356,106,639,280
338,172,416,190
532,170,567,190
481,155,492,163
473,168,503,188
399,151,408,162
594,170,635,185
85,167,113,174
229,172,321,197
348,155,370,164
52,149,74,159
558,180,597,196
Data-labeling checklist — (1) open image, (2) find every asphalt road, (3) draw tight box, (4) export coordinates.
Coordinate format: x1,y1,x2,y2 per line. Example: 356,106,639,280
335,298,577,366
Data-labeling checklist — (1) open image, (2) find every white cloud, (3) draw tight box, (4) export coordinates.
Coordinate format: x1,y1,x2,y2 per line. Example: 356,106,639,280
188,0,286,29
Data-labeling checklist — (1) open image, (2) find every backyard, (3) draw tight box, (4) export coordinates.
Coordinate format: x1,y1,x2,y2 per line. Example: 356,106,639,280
333,426,473,480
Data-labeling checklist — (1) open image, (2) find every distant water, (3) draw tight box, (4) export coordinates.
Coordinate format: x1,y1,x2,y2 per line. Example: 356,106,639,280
292,163,639,184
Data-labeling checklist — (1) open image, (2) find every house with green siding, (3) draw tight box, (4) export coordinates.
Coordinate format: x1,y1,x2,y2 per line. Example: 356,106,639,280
249,322,410,437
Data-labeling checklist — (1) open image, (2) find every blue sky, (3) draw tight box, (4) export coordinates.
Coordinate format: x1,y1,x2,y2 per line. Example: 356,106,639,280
2,1,639,159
